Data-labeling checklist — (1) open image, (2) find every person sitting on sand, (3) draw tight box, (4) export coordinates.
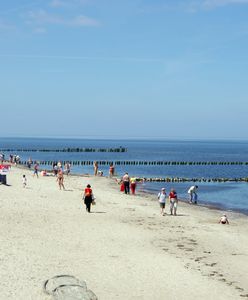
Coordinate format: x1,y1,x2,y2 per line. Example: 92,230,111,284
41,170,47,176
158,188,167,216
169,188,178,216
219,214,229,224
98,170,103,176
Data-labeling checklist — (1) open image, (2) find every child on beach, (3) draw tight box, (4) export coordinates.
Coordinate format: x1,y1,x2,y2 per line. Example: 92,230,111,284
22,175,27,188
219,214,229,224
158,188,167,216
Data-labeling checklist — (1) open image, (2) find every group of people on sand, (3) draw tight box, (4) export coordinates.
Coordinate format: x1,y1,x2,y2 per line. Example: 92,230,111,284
18,159,231,222
158,188,178,216
93,161,115,177
119,172,137,195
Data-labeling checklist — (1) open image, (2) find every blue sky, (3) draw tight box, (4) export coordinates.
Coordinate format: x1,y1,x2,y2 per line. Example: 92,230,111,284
0,0,248,139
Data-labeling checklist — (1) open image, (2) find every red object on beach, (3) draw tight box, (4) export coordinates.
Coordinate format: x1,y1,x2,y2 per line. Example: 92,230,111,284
0,165,11,173
0,164,11,169
120,183,125,192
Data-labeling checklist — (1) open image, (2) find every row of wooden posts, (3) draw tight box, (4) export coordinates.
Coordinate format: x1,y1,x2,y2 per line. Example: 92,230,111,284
0,147,127,153
18,160,248,166
135,177,248,183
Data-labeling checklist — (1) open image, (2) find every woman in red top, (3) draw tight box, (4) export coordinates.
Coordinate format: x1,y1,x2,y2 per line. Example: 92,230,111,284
83,184,94,213
169,188,178,216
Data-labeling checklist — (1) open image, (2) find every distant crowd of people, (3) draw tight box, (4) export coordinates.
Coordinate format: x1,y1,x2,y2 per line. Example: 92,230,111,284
4,156,230,223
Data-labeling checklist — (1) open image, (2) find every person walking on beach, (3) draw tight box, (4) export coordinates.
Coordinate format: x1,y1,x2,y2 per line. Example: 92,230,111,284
33,163,39,178
27,157,32,169
158,188,167,216
188,185,198,204
122,172,130,194
93,161,98,176
22,175,27,188
57,170,65,190
130,177,137,195
169,188,178,215
83,184,94,213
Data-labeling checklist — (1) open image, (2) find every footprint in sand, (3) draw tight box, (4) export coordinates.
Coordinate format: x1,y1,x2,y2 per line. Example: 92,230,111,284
235,286,244,292
205,262,217,267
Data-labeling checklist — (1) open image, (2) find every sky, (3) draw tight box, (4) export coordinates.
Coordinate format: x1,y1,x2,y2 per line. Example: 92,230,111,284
0,0,248,140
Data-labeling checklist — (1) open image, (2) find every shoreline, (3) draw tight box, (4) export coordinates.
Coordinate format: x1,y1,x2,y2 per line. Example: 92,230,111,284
140,188,248,217
7,162,248,217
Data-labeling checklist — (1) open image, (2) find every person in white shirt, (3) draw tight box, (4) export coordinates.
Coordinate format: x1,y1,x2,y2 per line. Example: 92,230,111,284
158,188,167,215
188,185,198,204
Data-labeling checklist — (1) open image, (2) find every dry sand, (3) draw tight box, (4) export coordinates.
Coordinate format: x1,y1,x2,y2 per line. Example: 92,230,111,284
0,166,248,300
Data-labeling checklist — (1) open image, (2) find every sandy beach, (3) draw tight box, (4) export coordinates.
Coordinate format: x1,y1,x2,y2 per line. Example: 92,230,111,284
0,166,248,300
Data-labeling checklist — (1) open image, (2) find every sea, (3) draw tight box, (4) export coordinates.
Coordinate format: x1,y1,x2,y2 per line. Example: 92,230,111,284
1,137,248,215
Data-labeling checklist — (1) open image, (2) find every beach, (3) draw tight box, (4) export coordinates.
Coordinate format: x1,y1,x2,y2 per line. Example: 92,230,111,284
1,166,248,300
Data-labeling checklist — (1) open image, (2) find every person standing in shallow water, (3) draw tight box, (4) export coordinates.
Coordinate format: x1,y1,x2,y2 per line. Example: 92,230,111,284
83,184,94,213
93,161,98,176
109,163,115,177
188,185,198,204
64,162,71,176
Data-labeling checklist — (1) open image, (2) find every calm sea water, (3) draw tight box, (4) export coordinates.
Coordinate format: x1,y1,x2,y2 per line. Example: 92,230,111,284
1,137,248,215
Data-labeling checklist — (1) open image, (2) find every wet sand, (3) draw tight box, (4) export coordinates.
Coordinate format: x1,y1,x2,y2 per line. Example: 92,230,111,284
0,166,248,299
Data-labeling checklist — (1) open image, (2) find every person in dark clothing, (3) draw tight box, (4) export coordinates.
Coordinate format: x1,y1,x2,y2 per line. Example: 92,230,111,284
83,184,94,213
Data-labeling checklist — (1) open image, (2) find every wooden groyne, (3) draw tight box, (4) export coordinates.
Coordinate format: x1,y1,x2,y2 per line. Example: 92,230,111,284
134,177,248,183
0,147,127,153
17,160,248,166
